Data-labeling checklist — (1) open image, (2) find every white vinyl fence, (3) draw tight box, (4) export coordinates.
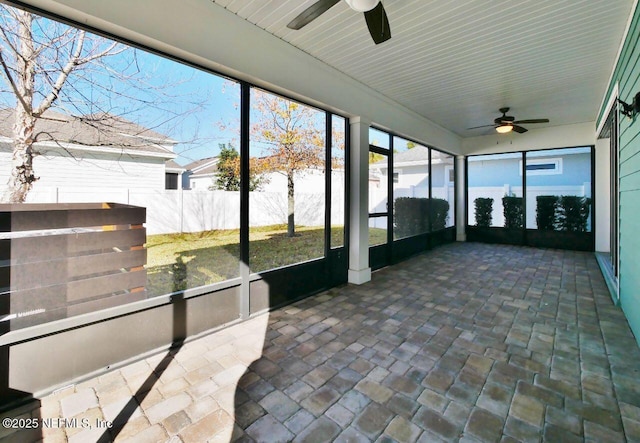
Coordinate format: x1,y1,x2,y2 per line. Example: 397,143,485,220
25,187,343,235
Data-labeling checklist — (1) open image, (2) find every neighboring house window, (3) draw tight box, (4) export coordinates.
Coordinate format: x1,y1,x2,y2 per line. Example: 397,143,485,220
520,158,562,175
165,173,179,190
393,172,399,183
527,163,555,171
445,166,454,186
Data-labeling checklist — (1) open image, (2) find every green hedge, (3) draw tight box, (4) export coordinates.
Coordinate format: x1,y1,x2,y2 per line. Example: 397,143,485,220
557,196,591,232
536,196,558,230
502,196,523,229
431,198,450,231
394,197,426,238
474,197,493,227
536,195,591,231
394,197,449,238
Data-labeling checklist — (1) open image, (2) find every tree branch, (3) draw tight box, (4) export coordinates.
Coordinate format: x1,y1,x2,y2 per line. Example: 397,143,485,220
33,31,122,116
0,49,30,111
33,30,86,115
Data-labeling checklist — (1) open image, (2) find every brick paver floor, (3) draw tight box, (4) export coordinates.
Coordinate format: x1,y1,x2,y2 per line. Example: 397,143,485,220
2,242,640,442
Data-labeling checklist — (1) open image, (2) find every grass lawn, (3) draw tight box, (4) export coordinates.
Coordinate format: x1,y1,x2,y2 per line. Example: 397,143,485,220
145,225,387,297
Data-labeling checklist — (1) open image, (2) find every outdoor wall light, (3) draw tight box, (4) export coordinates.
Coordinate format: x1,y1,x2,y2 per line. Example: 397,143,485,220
344,0,379,12
496,125,513,134
618,91,640,118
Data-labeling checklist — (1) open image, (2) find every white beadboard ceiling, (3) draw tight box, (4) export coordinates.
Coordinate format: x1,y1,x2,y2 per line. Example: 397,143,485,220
211,0,634,137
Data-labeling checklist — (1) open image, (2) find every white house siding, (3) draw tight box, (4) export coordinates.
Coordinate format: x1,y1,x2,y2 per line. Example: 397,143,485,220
394,167,429,197
0,147,167,200
187,174,215,190
392,164,452,197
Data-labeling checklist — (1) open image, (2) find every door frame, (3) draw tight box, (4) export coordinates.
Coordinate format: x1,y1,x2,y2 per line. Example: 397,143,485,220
369,143,392,270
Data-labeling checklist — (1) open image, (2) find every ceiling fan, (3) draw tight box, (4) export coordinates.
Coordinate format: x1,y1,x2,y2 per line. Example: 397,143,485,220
468,108,550,134
287,0,391,45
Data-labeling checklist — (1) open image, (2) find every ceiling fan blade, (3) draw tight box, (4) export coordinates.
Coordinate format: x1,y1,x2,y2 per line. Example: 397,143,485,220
467,124,495,130
364,2,391,44
512,119,549,124
287,0,340,30
512,125,528,133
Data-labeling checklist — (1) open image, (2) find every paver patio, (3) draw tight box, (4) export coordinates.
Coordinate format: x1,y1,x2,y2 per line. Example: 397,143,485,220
2,242,640,442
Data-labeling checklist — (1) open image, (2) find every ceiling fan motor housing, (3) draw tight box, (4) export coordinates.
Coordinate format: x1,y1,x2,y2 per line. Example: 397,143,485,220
344,0,379,12
495,115,515,125
496,107,515,125
287,0,390,45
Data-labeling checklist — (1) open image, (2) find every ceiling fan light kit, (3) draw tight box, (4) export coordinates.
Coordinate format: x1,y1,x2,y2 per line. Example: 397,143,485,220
496,125,513,134
344,0,379,12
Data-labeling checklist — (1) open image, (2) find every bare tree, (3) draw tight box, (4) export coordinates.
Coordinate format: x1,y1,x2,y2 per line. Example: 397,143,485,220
0,6,127,202
251,90,325,237
0,4,208,203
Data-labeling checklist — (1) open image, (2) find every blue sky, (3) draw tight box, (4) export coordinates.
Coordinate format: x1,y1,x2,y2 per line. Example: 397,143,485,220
0,4,241,166
0,4,343,167
139,55,242,165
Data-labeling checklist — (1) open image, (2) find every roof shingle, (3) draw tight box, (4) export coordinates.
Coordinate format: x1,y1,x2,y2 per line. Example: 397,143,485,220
0,108,177,157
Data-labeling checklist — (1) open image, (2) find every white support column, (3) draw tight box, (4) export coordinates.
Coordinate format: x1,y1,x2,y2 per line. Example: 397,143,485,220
456,155,466,242
348,116,372,284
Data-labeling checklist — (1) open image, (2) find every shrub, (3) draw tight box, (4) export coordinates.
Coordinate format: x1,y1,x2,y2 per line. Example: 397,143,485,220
536,196,558,230
557,196,591,232
536,195,591,232
394,197,426,238
430,198,450,231
474,197,493,227
394,197,450,237
502,196,523,229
